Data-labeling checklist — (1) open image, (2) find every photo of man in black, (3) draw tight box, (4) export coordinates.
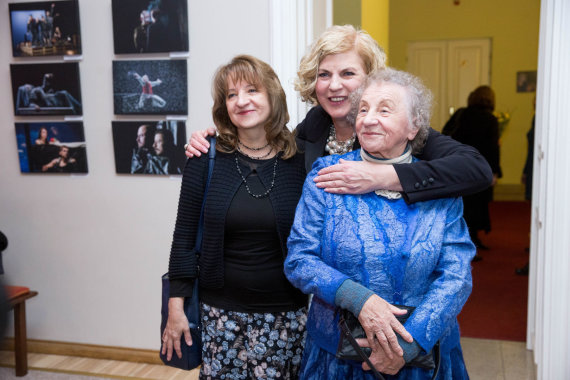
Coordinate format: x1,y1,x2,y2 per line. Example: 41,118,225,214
112,0,189,54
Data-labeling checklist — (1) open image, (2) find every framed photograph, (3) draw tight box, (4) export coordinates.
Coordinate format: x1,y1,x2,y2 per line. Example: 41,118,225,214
8,0,82,57
112,0,188,54
113,59,187,115
112,120,187,175
516,71,537,93
15,122,88,174
10,62,83,116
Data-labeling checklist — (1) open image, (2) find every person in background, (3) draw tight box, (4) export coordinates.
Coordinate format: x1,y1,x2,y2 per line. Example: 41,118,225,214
131,124,155,174
162,55,308,379
42,145,76,172
185,25,493,204
285,68,474,379
144,129,181,175
442,85,502,260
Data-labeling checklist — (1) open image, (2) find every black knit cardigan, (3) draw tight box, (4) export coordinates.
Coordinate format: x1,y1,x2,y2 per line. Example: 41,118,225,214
168,150,306,297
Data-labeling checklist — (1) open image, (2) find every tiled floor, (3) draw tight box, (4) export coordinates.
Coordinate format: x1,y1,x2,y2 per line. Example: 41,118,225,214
461,337,536,380
0,338,536,379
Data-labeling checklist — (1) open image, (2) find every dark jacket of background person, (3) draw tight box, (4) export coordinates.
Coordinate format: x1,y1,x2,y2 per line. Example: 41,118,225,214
442,104,502,233
295,105,494,204
522,116,535,201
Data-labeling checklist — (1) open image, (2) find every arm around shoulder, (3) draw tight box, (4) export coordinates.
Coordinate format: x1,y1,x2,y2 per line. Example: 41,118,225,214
394,129,493,203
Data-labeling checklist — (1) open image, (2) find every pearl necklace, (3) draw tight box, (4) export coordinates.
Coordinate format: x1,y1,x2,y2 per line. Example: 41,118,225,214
325,124,356,155
234,152,278,199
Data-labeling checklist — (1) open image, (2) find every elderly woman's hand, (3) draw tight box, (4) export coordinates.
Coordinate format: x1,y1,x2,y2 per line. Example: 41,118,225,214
184,127,216,158
355,340,406,375
161,297,192,361
314,159,403,194
357,295,413,360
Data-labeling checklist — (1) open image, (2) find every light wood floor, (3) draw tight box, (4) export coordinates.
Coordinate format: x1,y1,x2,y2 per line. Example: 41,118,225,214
0,338,535,379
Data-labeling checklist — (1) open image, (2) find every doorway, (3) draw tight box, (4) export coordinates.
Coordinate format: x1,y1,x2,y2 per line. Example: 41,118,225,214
407,38,491,131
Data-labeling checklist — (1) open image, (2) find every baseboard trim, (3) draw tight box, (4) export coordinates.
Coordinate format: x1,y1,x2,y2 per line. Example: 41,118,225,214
2,338,162,365
494,184,525,201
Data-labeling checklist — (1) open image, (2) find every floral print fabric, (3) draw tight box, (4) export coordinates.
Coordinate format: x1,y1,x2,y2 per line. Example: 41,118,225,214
200,303,307,379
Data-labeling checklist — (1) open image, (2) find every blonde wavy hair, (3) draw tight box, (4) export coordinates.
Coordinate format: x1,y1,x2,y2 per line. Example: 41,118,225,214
295,25,387,105
212,55,297,159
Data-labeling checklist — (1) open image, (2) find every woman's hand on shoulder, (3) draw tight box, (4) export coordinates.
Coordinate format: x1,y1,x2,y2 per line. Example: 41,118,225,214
185,127,216,158
161,297,192,361
357,295,413,359
314,159,403,194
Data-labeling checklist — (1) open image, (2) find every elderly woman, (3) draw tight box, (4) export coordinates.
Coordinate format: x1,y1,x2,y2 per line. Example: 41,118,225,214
163,55,307,379
185,25,492,203
284,68,475,380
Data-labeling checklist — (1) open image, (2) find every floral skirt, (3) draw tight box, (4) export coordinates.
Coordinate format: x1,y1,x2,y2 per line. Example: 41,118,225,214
199,303,307,380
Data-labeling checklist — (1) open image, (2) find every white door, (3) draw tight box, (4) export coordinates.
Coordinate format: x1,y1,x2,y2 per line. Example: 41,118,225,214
407,38,491,131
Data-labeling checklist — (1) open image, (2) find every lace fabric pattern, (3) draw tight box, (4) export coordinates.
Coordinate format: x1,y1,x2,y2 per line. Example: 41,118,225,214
284,150,475,379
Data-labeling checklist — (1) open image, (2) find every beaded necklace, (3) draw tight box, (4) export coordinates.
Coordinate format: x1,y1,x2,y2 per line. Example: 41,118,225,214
234,152,278,199
238,139,269,151
236,145,274,160
325,124,356,155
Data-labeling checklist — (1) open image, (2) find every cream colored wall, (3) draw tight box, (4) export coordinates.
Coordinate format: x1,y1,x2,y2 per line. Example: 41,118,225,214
0,0,270,350
388,0,540,189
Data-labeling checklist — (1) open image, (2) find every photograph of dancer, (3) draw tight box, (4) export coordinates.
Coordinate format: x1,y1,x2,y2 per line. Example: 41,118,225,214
8,0,81,57
10,63,82,116
113,59,187,115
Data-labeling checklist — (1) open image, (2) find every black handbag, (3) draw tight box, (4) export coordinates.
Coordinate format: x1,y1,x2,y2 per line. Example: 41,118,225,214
159,138,216,370
337,305,440,380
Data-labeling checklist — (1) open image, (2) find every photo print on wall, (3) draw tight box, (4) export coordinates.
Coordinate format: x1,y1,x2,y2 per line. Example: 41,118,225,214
10,62,83,116
15,122,88,174
113,59,187,115
112,0,189,54
8,0,82,57
112,120,187,175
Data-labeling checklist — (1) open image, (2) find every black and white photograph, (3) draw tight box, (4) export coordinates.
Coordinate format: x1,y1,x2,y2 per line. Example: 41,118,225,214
112,120,186,175
10,62,83,116
113,59,187,115
8,0,82,57
15,122,88,174
112,0,189,54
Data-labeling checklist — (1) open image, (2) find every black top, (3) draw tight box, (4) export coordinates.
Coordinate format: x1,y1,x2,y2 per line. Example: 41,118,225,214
168,149,308,309
295,105,494,203
200,155,306,312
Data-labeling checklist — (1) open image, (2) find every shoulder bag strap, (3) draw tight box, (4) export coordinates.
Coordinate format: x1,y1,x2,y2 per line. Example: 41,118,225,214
194,137,216,252
339,316,385,380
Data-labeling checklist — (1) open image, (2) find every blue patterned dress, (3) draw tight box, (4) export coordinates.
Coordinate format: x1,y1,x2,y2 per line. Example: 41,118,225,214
285,150,475,380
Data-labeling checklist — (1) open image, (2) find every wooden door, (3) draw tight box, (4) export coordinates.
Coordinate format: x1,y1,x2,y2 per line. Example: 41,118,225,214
407,38,491,131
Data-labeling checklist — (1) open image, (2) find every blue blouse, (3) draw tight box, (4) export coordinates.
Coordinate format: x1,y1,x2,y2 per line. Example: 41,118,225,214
284,150,475,378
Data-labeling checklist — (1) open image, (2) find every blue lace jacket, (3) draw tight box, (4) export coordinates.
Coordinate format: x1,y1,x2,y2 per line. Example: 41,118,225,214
285,150,475,364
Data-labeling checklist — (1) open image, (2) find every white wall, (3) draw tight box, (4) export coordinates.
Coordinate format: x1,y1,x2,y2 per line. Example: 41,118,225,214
0,0,270,350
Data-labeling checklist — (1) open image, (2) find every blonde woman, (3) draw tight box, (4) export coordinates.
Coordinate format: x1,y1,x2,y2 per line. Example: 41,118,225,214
186,25,493,203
